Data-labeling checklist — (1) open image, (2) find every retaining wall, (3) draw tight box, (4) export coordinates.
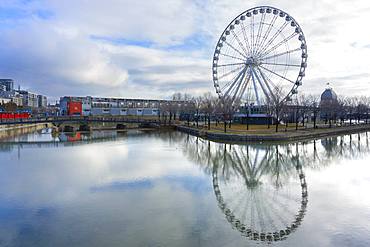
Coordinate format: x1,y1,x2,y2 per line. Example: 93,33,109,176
176,124,370,143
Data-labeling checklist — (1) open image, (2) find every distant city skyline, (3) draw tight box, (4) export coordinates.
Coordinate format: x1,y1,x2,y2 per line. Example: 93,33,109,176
1,0,370,102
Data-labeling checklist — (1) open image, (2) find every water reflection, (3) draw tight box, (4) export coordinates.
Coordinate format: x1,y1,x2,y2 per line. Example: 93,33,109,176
1,130,370,246
182,132,370,243
0,129,131,153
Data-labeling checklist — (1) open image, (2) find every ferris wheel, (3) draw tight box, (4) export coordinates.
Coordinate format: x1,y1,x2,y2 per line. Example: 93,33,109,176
212,6,307,107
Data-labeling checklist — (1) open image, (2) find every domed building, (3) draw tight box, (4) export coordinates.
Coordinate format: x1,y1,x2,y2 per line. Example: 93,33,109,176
320,87,338,105
320,84,339,121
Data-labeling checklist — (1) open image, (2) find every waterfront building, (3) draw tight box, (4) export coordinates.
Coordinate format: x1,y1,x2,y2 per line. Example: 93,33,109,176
233,105,273,124
0,79,47,109
37,95,47,108
0,79,14,91
59,96,187,116
12,93,24,107
18,90,39,108
0,97,11,105
320,86,338,106
0,91,24,107
319,84,339,120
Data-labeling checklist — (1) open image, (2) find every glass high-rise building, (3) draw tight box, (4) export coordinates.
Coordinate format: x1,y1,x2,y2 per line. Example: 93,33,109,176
0,79,14,91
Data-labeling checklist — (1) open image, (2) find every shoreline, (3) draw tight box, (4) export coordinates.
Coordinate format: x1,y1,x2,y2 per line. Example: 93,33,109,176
2,122,370,144
176,124,370,143
0,123,50,141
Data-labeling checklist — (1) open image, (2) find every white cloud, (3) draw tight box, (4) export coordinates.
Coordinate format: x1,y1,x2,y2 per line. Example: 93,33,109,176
0,0,370,101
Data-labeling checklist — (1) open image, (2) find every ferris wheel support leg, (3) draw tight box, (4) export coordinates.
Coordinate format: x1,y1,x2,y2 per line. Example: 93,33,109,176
250,65,261,106
225,66,248,100
251,66,270,102
257,67,277,103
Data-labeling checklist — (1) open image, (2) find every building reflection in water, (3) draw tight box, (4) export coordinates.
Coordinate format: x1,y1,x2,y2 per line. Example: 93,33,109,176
182,131,370,243
0,129,129,154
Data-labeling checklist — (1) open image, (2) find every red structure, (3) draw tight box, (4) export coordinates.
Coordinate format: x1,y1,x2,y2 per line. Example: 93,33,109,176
0,112,31,120
67,101,82,116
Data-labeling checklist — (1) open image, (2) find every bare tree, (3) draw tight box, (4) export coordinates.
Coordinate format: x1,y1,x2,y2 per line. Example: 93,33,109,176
342,96,356,125
297,94,313,128
192,96,203,128
181,94,194,126
364,96,370,124
2,102,17,112
299,94,319,129
216,97,235,133
200,92,217,130
267,86,288,132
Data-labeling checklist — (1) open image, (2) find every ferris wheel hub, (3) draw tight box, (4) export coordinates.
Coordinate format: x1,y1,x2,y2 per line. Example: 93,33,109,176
246,56,261,67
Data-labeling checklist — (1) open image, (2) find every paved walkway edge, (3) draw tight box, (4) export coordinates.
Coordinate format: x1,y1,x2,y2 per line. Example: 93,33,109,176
176,125,370,143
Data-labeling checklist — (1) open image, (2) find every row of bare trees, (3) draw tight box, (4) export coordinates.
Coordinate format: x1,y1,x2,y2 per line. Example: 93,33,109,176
159,92,232,131
322,96,370,126
159,91,370,132
272,94,370,131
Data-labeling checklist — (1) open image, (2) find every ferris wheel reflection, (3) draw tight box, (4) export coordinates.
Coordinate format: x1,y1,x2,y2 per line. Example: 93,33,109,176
181,131,370,243
212,143,308,242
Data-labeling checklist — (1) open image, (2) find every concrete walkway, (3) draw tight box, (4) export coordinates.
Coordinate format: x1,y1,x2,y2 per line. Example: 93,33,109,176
176,124,370,143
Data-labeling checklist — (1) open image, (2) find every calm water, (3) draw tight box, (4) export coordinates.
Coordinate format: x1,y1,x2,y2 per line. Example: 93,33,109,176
1,129,370,247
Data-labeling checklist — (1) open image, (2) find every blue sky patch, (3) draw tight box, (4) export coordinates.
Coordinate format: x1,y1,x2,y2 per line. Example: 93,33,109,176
0,7,29,20
90,35,155,48
34,9,54,20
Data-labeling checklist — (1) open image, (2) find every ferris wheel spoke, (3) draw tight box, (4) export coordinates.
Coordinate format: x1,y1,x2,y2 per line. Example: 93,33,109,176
231,30,250,56
251,14,255,55
231,69,249,104
224,66,248,98
220,52,246,62
262,194,291,228
261,62,301,67
257,15,278,57
259,191,280,230
249,193,256,229
259,65,295,84
254,194,267,232
260,32,298,58
261,47,301,61
229,68,248,104
268,193,298,217
220,66,246,92
256,21,289,57
218,64,245,80
224,41,248,59
234,71,251,105
239,192,251,225
240,20,253,54
254,13,266,56
217,62,246,68
250,65,261,105
257,194,280,232
265,186,302,203
227,189,247,210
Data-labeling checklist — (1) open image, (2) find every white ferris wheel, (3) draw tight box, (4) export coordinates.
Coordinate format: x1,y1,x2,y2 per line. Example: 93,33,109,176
212,6,307,107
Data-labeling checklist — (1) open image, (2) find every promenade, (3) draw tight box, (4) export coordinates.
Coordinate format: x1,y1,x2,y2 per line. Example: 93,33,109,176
177,123,370,142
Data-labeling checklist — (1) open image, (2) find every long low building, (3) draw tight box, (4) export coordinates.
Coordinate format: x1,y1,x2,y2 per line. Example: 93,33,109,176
59,96,188,116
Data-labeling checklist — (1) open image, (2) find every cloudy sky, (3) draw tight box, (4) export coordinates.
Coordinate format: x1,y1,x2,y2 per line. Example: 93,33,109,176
1,0,370,102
